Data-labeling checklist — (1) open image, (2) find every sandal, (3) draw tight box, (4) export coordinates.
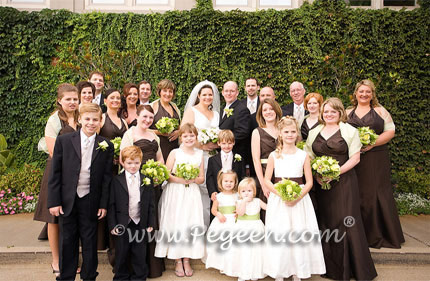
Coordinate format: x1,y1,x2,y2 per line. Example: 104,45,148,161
174,260,185,277
51,263,60,278
183,259,193,277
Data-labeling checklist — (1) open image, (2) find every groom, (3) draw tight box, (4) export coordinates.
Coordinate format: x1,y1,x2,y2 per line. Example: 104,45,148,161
219,81,250,165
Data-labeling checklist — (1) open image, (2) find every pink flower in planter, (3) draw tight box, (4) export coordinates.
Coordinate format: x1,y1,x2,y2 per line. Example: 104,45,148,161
5,210,8,214
0,194,3,198
7,189,11,193
18,201,22,206
10,211,15,215
19,207,22,210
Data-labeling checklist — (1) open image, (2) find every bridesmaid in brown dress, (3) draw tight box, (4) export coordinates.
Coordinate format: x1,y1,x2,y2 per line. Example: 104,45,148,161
99,88,128,261
301,93,324,141
120,104,165,278
306,98,377,280
251,99,282,222
150,79,181,162
119,83,139,127
347,80,404,249
34,83,80,277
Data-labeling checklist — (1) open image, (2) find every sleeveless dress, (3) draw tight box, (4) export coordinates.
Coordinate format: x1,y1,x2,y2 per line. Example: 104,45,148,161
192,106,220,227
348,108,404,248
133,138,165,278
204,192,239,271
34,119,77,225
100,113,127,140
223,198,265,280
263,149,325,279
312,130,377,280
155,147,205,259
150,102,180,162
255,127,276,222
301,117,319,141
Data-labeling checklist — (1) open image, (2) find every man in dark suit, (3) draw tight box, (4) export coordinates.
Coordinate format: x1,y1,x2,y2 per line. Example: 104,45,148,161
219,81,250,168
48,103,113,281
281,81,309,126
89,71,107,113
108,145,155,281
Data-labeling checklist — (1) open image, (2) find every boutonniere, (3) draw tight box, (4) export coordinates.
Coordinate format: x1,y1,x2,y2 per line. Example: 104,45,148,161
142,177,151,186
97,140,109,151
234,154,242,162
224,108,234,117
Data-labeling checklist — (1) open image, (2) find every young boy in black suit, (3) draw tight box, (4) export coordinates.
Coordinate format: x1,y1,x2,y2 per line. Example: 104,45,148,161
48,103,113,280
108,145,155,281
206,130,245,220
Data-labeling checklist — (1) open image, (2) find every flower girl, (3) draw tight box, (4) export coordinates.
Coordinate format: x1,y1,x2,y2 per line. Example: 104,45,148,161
263,117,325,281
223,177,266,281
205,170,239,271
154,123,205,277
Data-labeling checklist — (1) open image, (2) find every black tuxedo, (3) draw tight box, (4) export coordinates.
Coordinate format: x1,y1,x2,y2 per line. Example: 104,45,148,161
240,98,260,176
281,102,309,117
95,93,107,113
47,130,113,281
108,172,155,280
219,99,251,162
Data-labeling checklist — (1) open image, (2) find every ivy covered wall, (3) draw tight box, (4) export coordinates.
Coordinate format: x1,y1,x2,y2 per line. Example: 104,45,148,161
0,0,429,193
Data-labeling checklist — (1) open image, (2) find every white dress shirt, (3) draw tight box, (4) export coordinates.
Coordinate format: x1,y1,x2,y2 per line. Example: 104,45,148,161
220,151,233,172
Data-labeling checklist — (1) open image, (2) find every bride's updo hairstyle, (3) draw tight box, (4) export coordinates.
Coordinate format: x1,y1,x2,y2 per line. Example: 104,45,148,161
275,116,301,157
195,84,214,110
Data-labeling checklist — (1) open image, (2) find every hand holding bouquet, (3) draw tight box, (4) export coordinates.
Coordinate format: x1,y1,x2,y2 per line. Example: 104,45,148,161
141,159,170,185
175,163,200,187
358,126,378,146
155,117,179,135
311,156,341,190
198,127,220,155
274,178,302,202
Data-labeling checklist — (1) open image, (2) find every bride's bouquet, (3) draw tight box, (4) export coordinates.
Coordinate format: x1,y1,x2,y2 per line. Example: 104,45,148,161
198,127,220,155
175,163,200,187
111,137,122,159
141,159,170,186
155,117,179,134
311,156,341,190
274,178,302,202
358,126,378,146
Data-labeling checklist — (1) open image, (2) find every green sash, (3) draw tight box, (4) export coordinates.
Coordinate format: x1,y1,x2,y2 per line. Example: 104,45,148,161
218,206,235,214
237,213,260,221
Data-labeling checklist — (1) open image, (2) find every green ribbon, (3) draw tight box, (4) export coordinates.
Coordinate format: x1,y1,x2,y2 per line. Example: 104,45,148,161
237,213,260,221
218,205,235,214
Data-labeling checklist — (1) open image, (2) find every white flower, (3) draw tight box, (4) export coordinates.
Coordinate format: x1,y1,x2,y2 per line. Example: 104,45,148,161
142,177,151,186
97,140,109,151
234,154,242,162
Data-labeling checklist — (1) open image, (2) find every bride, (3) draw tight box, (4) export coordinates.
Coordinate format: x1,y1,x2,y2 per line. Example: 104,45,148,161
182,80,221,226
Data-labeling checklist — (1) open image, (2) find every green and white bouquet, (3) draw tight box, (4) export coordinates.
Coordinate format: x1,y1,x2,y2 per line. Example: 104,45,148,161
198,127,220,155
274,178,302,202
141,159,170,186
175,163,200,187
296,141,306,150
311,156,341,190
110,137,122,159
155,117,179,134
358,126,378,146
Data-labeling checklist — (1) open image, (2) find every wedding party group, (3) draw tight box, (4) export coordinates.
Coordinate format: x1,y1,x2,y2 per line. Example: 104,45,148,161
33,71,405,281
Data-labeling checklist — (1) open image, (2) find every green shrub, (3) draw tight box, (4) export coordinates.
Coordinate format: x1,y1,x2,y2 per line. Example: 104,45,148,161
393,167,430,199
0,163,43,195
0,134,16,175
395,193,430,215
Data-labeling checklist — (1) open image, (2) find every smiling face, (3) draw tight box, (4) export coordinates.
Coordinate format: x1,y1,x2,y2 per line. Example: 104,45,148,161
218,140,234,154
306,97,320,114
322,103,340,125
123,157,141,175
262,102,276,123
198,87,214,108
136,108,154,130
126,87,139,106
159,88,174,104
79,111,101,137
139,83,151,101
58,91,79,113
180,131,197,147
89,74,104,93
280,124,298,145
105,91,121,110
80,87,94,104
245,79,259,99
355,85,373,106
221,173,236,192
222,81,239,105
289,82,305,105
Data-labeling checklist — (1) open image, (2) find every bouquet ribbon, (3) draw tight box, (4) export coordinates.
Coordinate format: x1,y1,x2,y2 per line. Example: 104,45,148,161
218,206,236,215
274,177,304,185
237,213,260,221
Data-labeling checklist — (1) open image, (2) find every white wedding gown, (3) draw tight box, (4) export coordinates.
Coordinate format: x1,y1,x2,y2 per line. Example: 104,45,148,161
191,106,220,227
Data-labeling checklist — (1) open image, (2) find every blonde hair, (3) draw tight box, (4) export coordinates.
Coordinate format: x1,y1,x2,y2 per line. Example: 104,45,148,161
218,129,235,143
275,116,301,157
319,97,347,125
217,170,238,193
256,99,282,128
238,177,257,199
178,123,198,138
351,79,380,108
79,103,102,119
121,145,143,163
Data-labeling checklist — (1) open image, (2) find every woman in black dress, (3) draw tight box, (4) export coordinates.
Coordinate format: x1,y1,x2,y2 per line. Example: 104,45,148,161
301,92,323,140
305,98,377,280
120,83,139,127
150,79,181,162
346,79,404,249
34,83,80,277
121,104,165,278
